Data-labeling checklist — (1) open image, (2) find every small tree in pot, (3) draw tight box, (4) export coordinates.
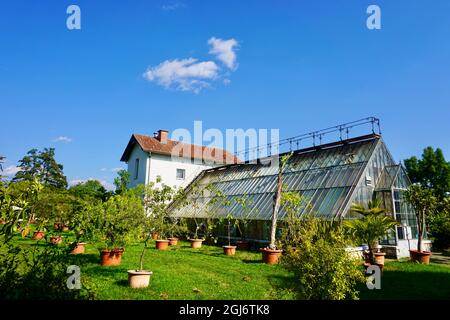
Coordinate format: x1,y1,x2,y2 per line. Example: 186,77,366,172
404,184,437,264
261,153,293,264
346,200,397,266
98,191,145,266
234,194,254,251
143,180,182,251
223,214,237,256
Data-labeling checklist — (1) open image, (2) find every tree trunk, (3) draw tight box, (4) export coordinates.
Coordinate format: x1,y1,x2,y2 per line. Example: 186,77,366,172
269,167,283,249
417,209,425,252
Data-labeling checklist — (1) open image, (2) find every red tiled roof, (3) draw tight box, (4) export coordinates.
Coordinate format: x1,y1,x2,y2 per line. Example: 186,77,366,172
120,134,240,165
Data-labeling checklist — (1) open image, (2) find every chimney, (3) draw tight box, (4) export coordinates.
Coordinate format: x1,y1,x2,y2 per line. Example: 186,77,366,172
156,130,169,144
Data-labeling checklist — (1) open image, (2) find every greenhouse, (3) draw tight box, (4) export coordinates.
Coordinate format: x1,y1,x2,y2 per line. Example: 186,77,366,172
171,133,422,258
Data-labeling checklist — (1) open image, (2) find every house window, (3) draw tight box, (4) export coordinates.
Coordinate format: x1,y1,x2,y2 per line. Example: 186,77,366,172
135,158,139,180
176,168,186,180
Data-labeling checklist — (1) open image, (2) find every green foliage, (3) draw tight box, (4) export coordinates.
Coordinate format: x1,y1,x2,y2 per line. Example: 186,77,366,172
278,192,309,250
281,215,365,300
350,199,386,217
114,169,130,195
0,178,43,241
404,147,450,200
143,181,184,239
0,242,95,300
404,184,437,252
346,201,397,263
99,191,145,249
69,180,111,201
13,148,67,189
428,209,450,250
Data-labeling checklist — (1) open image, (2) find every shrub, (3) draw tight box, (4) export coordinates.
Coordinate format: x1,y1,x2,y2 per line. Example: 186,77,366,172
0,241,96,300
281,215,365,300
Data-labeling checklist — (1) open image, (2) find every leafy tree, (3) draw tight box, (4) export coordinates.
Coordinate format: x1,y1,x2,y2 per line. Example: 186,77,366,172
404,147,450,199
114,169,130,195
281,215,365,300
404,184,437,252
13,148,67,189
69,180,110,201
427,198,450,250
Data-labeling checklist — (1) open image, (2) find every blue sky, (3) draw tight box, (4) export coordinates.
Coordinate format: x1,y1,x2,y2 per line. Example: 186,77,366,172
1,0,449,189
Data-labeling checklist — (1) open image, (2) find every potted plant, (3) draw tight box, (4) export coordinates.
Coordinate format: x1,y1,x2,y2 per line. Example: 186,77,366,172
143,181,181,251
128,230,153,289
98,192,145,266
404,185,437,264
68,200,100,254
261,153,293,264
234,195,253,251
168,218,187,246
223,214,237,256
345,200,398,266
189,217,205,249
32,218,48,240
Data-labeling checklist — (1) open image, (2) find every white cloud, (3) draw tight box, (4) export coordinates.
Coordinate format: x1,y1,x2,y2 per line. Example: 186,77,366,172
111,167,123,172
162,1,185,11
144,58,219,93
69,178,114,191
208,37,239,70
53,136,73,143
100,168,108,172
143,37,239,93
1,166,21,177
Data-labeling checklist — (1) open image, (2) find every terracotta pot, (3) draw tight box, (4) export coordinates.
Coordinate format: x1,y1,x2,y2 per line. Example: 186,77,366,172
50,235,63,245
128,270,153,289
168,238,179,246
236,240,249,251
155,240,170,250
0,219,7,225
190,239,204,249
260,248,283,265
410,250,432,265
151,232,160,240
70,242,86,254
223,245,237,256
100,248,124,266
363,262,384,274
32,231,45,240
374,252,386,265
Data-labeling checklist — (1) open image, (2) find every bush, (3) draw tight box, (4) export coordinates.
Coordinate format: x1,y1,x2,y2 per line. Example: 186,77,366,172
280,216,365,300
0,241,96,300
428,211,450,250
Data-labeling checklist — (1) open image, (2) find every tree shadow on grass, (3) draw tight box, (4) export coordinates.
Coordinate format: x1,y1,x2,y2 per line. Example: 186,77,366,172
241,259,262,264
66,253,100,265
266,274,297,299
359,267,450,300
115,279,129,287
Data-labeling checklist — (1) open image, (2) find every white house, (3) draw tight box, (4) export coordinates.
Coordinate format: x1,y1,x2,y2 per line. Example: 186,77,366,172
120,130,239,189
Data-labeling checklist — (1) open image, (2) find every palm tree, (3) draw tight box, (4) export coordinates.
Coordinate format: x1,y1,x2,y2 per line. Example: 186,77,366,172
351,199,386,217
346,200,397,264
345,215,398,264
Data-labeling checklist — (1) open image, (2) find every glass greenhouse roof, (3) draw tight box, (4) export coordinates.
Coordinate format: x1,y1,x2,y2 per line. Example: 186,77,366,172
171,134,391,221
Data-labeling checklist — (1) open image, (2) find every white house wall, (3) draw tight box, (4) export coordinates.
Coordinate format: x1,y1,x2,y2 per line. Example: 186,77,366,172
148,153,214,189
127,145,149,188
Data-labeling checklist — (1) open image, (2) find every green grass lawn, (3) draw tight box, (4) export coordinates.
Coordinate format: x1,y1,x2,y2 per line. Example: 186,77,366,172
71,241,297,300
359,260,450,300
9,234,450,300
